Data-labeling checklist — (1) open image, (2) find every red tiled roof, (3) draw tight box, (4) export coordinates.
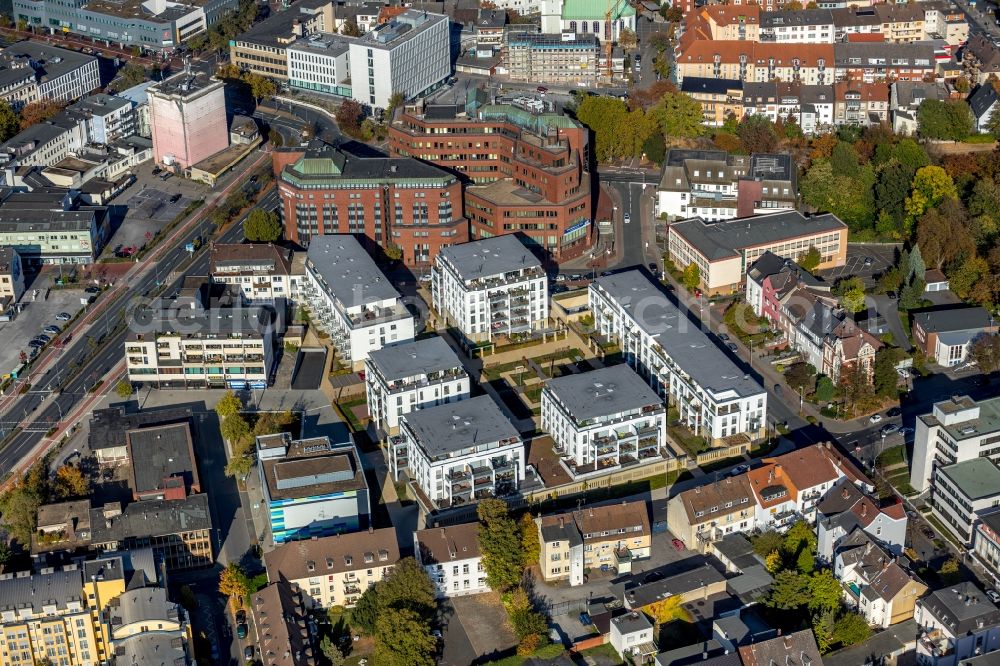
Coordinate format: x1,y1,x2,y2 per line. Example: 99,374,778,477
834,80,890,102
846,32,886,42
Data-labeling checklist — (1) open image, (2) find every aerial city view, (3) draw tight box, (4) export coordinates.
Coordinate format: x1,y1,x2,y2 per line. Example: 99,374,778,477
0,0,999,663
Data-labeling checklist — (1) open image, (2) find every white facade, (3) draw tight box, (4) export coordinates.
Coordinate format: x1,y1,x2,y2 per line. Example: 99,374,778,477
432,235,549,342
301,235,415,366
910,396,1000,494
209,244,304,304
760,17,836,43
364,336,470,433
390,395,525,507
540,364,668,478
914,584,1000,666
931,458,1000,545
414,524,489,598
287,36,351,97
589,271,767,444
610,613,655,660
348,10,450,110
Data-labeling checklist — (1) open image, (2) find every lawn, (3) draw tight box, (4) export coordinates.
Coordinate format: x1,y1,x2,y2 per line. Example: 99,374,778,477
481,641,568,665
337,397,368,433
523,385,544,404
668,407,711,456
877,445,906,469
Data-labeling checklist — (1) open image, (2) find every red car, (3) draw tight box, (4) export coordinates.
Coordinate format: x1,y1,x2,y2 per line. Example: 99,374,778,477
671,538,685,551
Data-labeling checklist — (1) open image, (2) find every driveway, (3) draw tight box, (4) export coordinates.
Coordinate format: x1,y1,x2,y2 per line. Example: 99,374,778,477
439,594,517,665
868,294,911,351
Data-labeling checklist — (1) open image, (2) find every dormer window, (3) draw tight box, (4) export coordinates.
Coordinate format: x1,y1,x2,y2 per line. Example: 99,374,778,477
344,555,353,566
306,561,315,572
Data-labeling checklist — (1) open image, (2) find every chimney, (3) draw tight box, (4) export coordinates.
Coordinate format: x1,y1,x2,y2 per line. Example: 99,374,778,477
291,19,302,36
558,516,564,528
861,503,867,518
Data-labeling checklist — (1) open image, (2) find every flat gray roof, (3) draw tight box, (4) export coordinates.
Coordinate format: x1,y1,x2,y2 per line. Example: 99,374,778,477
0,41,96,89
127,422,198,496
670,210,846,261
438,235,542,282
403,395,520,458
306,235,400,308
544,364,661,423
939,458,1000,501
593,271,765,399
367,336,463,380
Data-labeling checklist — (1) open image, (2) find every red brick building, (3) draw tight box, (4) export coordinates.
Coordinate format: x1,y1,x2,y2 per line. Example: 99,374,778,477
388,100,594,261
274,144,468,266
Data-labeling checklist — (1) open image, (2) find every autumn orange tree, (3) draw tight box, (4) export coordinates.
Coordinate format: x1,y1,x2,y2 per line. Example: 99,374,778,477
19,99,65,130
53,464,89,500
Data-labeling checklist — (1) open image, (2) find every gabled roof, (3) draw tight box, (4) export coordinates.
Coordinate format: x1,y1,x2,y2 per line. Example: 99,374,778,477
676,475,755,525
739,629,824,666
969,85,1000,120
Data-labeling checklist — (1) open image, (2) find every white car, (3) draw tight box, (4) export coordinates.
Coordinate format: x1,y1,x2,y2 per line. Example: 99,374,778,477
869,414,883,424
419,274,432,283
623,212,631,224
988,590,1000,604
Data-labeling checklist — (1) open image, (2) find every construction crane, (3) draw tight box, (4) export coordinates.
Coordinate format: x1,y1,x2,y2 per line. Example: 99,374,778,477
604,0,634,78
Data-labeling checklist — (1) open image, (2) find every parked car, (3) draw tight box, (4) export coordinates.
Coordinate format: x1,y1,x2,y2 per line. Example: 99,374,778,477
773,384,783,397
726,342,738,352
28,339,45,349
169,193,181,203
730,464,750,476
418,274,432,283
244,646,255,660
623,212,631,224
34,334,51,344
555,274,566,283
900,427,914,437
236,623,248,639
718,333,730,341
671,538,686,551
235,609,246,625
43,325,61,335
84,286,100,294
987,590,1000,604
869,414,883,424
55,312,72,321
880,423,900,436
886,407,902,417
648,263,657,272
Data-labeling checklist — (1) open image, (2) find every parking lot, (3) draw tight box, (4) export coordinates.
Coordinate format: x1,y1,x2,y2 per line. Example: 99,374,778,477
0,276,88,378
819,242,899,288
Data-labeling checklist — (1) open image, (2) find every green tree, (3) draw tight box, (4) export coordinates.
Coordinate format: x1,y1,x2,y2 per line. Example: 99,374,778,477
905,166,958,233
783,521,817,560
798,246,822,273
477,499,525,593
829,141,861,178
808,570,842,613
909,243,927,280
347,585,379,634
216,390,242,419
918,99,974,140
681,262,701,292
373,607,437,666
801,159,876,231
970,334,1000,373
110,62,149,93
114,379,133,399
785,363,816,393
0,99,19,141
221,414,251,446
875,162,914,230
224,452,254,479
268,128,284,147
243,72,276,102
766,570,812,610
764,551,782,574
873,347,905,398
341,19,362,36
834,276,867,313
218,562,250,602
815,376,835,402
651,92,706,140
374,557,436,620
642,131,666,165
320,636,346,666
53,464,89,499
244,209,282,242
0,483,42,545
519,513,540,569
736,115,778,154
988,105,1000,139
796,547,815,574
898,277,926,311
751,530,785,559
950,255,990,301
831,612,872,648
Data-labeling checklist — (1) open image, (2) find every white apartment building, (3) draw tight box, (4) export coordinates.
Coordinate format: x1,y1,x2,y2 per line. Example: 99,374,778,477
365,336,470,434
347,10,450,110
931,458,1000,545
432,235,549,343
300,235,415,367
209,243,304,304
911,395,1000,494
915,583,1000,666
68,94,135,144
414,523,489,598
124,284,275,390
541,364,669,479
287,33,352,98
759,9,836,43
0,191,106,266
589,270,767,445
390,395,524,508
0,42,99,110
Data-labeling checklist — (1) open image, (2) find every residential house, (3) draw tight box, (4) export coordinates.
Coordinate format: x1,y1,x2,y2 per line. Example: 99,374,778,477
915,582,1000,665
209,243,304,304
674,41,835,86
679,78,744,128
913,307,997,367
431,235,549,343
833,81,890,126
822,318,884,384
252,581,318,666
891,81,948,134
666,475,757,551
739,629,824,666
390,395,524,508
364,336,469,435
760,9,836,43
816,480,908,562
911,395,1000,493
610,612,657,663
414,523,487,598
835,42,938,83
263,528,400,609
970,85,1000,133
256,432,370,544
834,529,927,628
973,508,1000,589
964,33,1000,84
536,501,651,586
540,364,669,479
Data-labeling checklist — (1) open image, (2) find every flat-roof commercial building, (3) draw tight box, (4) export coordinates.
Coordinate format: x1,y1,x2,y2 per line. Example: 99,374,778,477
913,306,997,367
388,96,594,261
275,145,468,267
125,421,199,501
148,72,228,170
263,527,399,609
541,364,669,479
432,235,549,342
87,405,193,467
390,395,524,508
257,432,370,544
590,270,768,445
0,41,99,110
504,32,600,86
0,191,107,266
414,522,488,598
667,210,848,296
911,395,1000,494
231,0,336,80
364,336,470,434
932,457,1000,544
124,281,277,389
299,235,415,366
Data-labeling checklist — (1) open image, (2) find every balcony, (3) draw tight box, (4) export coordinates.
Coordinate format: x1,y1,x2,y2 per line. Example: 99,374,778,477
343,584,361,596
474,477,495,489
471,465,492,479
493,458,512,472
448,469,471,483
